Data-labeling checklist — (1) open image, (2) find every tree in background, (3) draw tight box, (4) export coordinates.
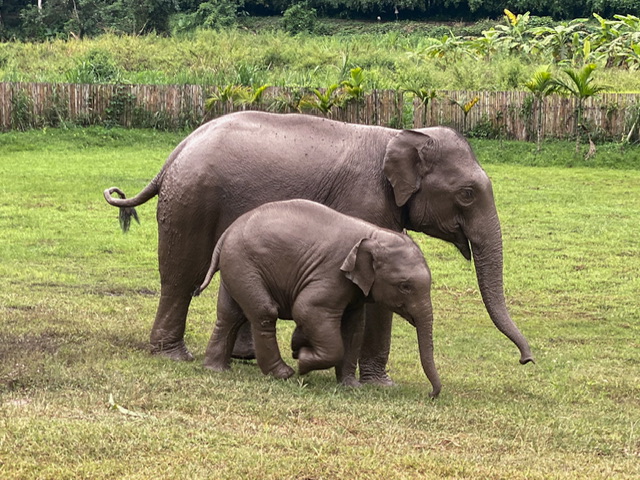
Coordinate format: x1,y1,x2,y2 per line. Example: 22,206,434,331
282,2,317,35
552,63,609,153
9,0,177,39
525,67,559,151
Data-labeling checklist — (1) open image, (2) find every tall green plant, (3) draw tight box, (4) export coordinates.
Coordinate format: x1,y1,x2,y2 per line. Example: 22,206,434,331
340,67,366,102
300,84,343,114
552,63,608,152
449,95,479,134
402,85,438,127
205,84,269,114
493,9,535,54
525,68,559,151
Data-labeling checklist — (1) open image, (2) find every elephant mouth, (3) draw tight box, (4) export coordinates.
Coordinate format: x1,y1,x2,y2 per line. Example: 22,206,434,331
453,229,472,261
419,223,471,261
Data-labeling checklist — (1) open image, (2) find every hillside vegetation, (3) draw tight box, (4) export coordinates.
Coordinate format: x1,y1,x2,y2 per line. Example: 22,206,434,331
1,12,640,93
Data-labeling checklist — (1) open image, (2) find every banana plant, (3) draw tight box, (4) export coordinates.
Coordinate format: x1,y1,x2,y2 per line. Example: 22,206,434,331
530,19,588,63
421,32,469,59
591,13,621,47
467,29,501,59
449,95,480,134
494,9,534,54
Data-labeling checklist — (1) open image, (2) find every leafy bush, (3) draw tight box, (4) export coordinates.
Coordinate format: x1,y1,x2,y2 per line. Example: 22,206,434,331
282,3,317,35
65,50,123,84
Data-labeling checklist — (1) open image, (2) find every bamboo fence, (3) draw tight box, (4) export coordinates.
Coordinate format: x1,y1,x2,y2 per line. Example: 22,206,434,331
414,90,640,142
1,82,639,141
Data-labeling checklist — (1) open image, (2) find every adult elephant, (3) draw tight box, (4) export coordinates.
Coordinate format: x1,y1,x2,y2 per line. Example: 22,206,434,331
104,111,533,384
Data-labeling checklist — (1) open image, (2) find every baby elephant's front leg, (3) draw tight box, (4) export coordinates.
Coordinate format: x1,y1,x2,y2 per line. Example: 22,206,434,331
296,312,344,376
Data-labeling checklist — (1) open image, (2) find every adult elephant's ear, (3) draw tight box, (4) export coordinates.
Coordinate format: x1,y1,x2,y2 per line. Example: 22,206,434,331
340,238,377,296
383,130,437,207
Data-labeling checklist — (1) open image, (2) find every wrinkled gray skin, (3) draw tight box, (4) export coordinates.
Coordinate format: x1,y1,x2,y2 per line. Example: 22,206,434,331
104,111,533,385
194,199,441,397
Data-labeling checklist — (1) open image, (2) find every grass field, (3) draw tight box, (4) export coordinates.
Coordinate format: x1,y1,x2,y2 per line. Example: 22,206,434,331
0,127,638,479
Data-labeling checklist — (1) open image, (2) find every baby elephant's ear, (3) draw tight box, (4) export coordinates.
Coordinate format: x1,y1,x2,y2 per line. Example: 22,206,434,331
340,238,376,296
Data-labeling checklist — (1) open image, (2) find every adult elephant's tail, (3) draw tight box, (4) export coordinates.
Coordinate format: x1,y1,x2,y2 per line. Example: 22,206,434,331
103,173,161,232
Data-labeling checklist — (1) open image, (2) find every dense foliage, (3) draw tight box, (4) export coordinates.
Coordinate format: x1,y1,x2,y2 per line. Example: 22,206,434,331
2,12,639,92
0,0,638,39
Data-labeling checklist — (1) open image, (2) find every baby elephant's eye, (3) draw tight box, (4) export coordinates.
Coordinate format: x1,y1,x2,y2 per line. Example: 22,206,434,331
398,282,412,294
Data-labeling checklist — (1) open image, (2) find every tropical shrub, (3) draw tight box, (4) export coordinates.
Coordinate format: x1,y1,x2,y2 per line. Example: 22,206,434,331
282,2,317,35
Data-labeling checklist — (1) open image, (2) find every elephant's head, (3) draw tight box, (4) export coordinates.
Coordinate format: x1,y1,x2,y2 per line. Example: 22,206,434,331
383,128,533,365
341,234,441,398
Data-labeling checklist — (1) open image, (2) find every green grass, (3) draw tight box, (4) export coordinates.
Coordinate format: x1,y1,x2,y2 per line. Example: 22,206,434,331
1,127,639,479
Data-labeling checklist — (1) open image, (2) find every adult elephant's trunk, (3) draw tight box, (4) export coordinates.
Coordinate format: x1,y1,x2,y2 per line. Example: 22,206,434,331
469,215,534,365
413,300,442,398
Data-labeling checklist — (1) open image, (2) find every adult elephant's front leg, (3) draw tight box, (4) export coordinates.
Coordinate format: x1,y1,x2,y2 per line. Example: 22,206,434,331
358,304,394,386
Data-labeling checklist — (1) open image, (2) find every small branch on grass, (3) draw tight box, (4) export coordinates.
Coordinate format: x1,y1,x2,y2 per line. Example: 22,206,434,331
109,393,152,419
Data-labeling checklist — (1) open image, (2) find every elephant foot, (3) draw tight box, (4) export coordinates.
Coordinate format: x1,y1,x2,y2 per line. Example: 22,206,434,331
150,340,194,362
360,372,396,387
340,375,362,388
290,325,311,360
203,361,231,372
270,363,295,379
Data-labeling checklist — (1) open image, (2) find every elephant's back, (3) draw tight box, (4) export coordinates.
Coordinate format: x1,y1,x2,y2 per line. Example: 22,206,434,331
239,199,376,250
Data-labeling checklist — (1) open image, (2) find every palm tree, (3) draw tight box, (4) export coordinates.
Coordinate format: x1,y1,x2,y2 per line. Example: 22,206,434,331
524,68,559,151
552,63,608,153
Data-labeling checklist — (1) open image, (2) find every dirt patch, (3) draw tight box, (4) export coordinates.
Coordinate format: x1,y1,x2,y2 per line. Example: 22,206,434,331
0,331,66,390
97,287,157,297
0,331,64,358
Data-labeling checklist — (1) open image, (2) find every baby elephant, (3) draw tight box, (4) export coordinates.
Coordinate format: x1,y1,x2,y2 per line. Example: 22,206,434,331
194,199,441,397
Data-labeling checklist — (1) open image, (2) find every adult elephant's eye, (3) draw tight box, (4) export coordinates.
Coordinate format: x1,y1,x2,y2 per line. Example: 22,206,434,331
458,188,475,206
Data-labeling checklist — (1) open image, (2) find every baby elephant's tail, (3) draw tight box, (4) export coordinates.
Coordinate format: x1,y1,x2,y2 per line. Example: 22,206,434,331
193,229,228,297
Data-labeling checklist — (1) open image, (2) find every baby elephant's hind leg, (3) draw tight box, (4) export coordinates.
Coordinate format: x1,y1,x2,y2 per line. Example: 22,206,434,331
204,281,247,371
246,297,294,379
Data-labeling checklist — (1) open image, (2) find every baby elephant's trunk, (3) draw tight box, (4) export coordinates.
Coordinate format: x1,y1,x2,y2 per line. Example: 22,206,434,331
413,301,441,398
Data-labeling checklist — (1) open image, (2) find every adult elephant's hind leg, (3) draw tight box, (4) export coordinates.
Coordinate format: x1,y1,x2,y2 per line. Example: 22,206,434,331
150,202,215,362
150,292,194,361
